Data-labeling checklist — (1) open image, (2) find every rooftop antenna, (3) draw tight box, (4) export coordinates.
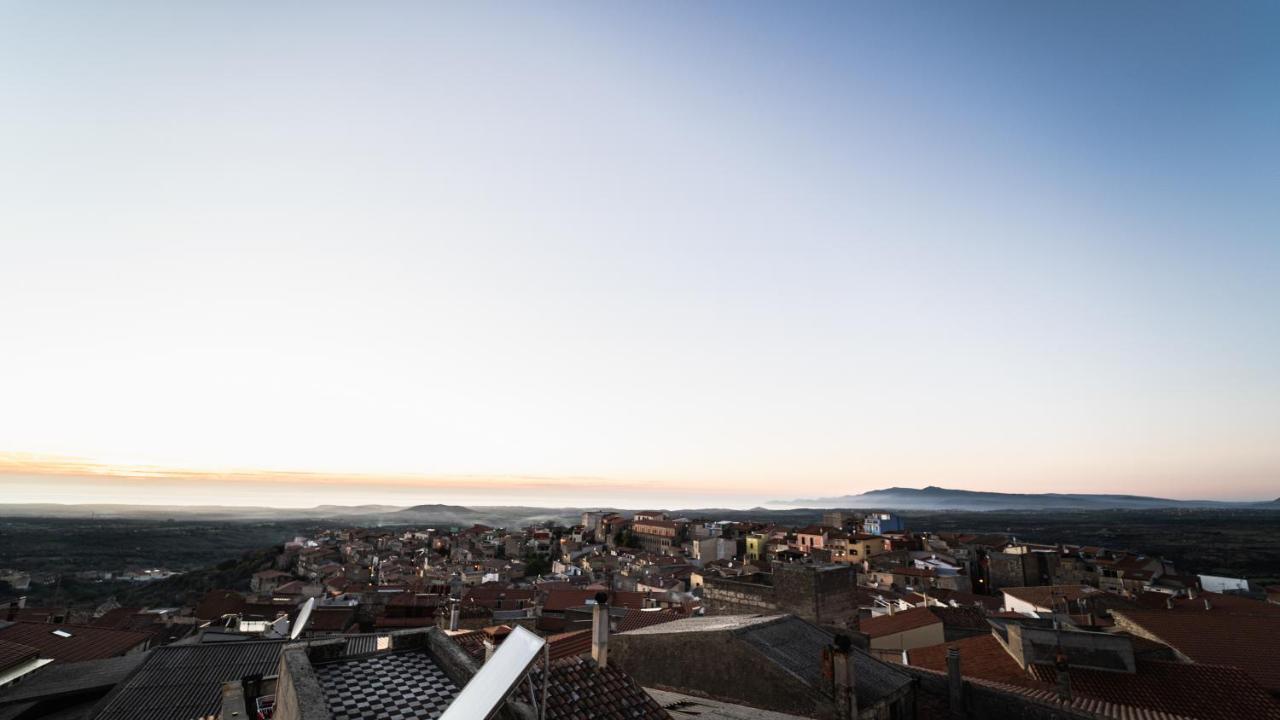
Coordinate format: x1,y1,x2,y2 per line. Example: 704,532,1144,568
290,597,315,640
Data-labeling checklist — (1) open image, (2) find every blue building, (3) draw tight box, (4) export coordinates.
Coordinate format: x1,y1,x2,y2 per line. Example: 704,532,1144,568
861,512,904,535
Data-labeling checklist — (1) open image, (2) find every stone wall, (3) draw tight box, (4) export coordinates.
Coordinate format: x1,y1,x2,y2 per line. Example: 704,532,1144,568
702,574,779,615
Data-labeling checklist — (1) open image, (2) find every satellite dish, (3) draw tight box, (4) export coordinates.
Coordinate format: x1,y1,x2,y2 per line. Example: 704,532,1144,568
438,625,546,720
290,597,316,640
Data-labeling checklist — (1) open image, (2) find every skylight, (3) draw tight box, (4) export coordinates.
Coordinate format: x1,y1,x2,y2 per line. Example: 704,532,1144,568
51,629,72,638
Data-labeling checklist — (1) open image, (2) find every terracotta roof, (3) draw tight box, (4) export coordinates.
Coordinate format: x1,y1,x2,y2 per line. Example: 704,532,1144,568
1001,585,1099,610
1112,609,1280,693
543,590,654,613
449,630,486,660
273,580,309,595
0,622,150,664
858,607,942,638
528,655,669,720
1134,591,1280,615
908,634,1043,688
616,608,685,634
546,629,592,661
0,639,40,673
1029,660,1280,720
929,606,989,630
306,607,356,632
463,586,537,608
925,588,1004,611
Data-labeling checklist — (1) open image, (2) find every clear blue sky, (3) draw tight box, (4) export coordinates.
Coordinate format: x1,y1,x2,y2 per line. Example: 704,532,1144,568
1,2,1277,507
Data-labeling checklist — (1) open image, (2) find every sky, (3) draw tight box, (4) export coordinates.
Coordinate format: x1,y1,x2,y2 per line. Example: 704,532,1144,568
1,1,1278,509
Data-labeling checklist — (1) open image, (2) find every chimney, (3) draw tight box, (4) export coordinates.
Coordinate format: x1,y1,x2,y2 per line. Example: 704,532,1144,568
1054,649,1072,701
591,592,610,668
1204,597,1212,611
946,646,965,719
1166,595,1174,610
831,635,859,720
448,600,460,631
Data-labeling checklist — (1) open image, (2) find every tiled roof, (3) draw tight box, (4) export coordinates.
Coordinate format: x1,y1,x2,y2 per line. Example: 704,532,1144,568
543,590,654,613
858,607,942,639
908,634,1043,688
1001,585,1099,610
306,607,356,632
546,630,592,661
1029,660,1280,720
908,663,1195,720
448,630,486,660
0,653,147,706
464,586,537,608
616,609,685,634
738,616,914,705
617,614,780,635
928,606,989,630
1134,591,1280,615
0,639,39,673
647,688,812,720
0,622,150,665
529,655,670,720
1112,609,1280,692
91,640,284,720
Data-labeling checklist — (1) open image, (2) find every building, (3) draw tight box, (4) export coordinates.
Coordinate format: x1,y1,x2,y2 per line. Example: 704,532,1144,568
693,537,736,564
632,519,679,555
822,511,850,529
858,608,946,660
861,514,903,536
794,526,834,554
703,564,858,627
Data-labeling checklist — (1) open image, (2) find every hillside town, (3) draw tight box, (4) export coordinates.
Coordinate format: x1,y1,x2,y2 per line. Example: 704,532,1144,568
2,509,1279,720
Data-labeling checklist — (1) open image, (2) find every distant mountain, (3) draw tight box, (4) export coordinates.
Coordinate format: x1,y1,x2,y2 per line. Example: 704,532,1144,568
774,486,1278,511
0,502,581,527
0,503,406,520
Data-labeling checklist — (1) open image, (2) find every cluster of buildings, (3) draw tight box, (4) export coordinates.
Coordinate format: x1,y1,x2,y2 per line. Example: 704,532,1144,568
0,508,1277,719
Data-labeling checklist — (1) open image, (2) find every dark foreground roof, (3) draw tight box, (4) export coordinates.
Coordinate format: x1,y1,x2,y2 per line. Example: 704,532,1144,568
738,616,913,706
528,655,669,720
90,640,284,720
0,622,150,664
0,653,148,707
